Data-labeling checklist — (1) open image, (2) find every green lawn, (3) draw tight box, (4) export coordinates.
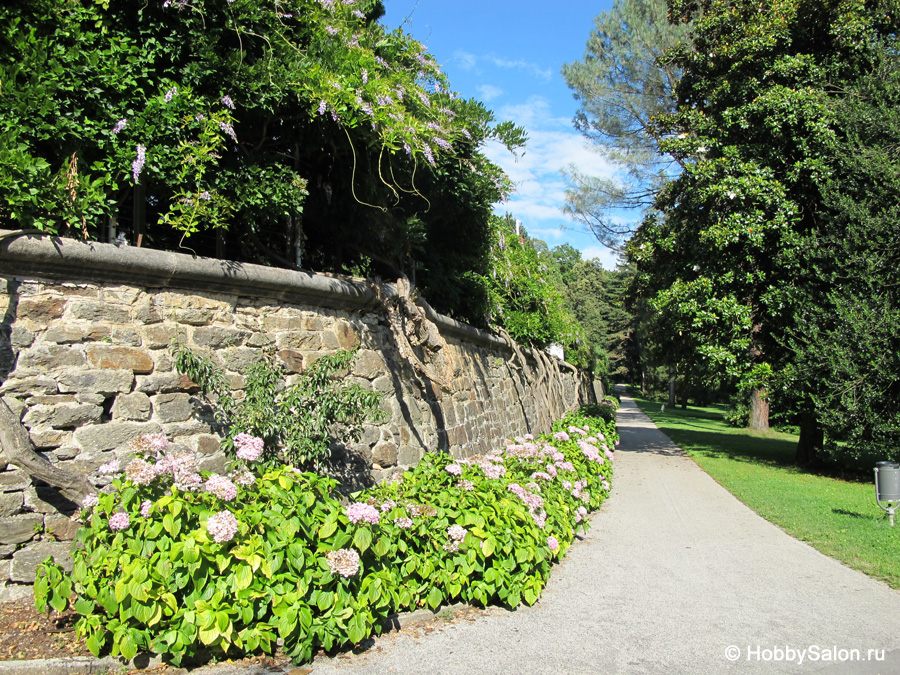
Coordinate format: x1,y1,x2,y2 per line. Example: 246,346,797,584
631,394,900,589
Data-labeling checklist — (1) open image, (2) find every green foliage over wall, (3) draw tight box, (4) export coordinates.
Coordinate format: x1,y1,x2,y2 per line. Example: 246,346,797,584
0,0,525,325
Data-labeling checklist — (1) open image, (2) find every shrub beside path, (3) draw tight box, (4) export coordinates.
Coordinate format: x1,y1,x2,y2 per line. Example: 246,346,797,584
310,392,900,674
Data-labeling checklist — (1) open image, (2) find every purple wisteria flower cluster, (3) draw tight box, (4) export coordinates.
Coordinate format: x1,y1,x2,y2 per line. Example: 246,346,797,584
132,144,146,183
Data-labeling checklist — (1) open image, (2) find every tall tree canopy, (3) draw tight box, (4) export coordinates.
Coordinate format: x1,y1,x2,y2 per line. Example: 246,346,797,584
0,0,524,323
561,0,689,251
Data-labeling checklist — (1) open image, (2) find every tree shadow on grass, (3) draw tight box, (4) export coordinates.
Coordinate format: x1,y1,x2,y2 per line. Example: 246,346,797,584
832,508,873,520
669,427,875,485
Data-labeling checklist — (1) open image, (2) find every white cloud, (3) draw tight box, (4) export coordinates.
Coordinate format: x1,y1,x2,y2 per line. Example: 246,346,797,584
481,95,625,260
448,51,553,82
486,56,552,81
477,84,504,101
452,50,478,71
580,245,622,270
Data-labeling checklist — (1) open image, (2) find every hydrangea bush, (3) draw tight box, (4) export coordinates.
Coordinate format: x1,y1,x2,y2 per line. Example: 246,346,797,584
35,408,617,665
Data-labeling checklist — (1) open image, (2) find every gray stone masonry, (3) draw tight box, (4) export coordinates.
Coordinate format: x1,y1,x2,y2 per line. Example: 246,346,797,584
0,230,599,599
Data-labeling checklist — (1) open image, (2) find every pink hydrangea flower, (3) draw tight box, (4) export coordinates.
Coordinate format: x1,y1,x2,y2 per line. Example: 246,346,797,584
347,502,380,525
140,500,152,517
81,493,99,509
380,499,396,512
109,512,130,531
125,458,157,486
445,463,462,476
98,459,120,475
234,433,264,461
479,462,506,479
547,536,559,551
326,548,360,577
207,510,239,543
230,468,256,487
394,517,414,529
205,474,238,501
458,479,474,491
447,524,467,541
553,431,570,442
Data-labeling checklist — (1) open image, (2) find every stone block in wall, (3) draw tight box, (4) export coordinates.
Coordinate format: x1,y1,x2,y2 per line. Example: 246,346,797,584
275,331,322,350
372,441,398,468
11,542,73,583
0,560,9,583
0,581,33,603
10,325,34,348
74,421,162,453
67,300,131,323
133,301,163,325
246,331,274,348
192,434,221,455
44,514,81,541
0,376,58,397
136,372,199,395
99,285,142,305
371,375,394,395
151,393,193,423
29,428,71,449
0,468,30,493
2,397,25,422
85,345,154,373
397,445,423,467
192,326,250,349
219,348,261,374
112,392,151,421
162,419,212,438
16,345,86,372
141,324,178,349
0,514,44,545
57,369,134,396
54,446,79,461
22,403,102,429
16,296,66,322
276,349,305,374
0,492,23,518
111,327,142,347
24,485,77,515
352,350,386,380
333,319,360,350
0,545,15,558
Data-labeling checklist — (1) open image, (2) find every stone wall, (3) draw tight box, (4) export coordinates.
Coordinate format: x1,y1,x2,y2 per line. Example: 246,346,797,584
0,230,600,601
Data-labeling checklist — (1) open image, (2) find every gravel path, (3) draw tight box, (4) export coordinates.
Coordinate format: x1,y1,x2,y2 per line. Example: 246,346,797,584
309,393,900,674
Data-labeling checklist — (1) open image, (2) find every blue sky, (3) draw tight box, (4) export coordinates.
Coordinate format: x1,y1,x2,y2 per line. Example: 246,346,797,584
381,0,623,269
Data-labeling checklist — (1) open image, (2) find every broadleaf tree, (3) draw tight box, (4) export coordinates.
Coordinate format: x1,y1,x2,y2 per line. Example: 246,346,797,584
629,0,900,457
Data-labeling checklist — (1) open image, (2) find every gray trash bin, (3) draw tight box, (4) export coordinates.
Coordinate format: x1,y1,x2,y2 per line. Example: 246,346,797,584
875,461,900,503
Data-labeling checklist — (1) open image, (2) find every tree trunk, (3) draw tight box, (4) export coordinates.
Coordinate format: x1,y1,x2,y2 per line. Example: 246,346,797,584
749,388,769,431
796,409,823,466
0,398,94,505
667,369,676,407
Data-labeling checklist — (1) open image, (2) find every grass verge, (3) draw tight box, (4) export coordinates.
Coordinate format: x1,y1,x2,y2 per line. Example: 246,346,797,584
631,393,900,589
